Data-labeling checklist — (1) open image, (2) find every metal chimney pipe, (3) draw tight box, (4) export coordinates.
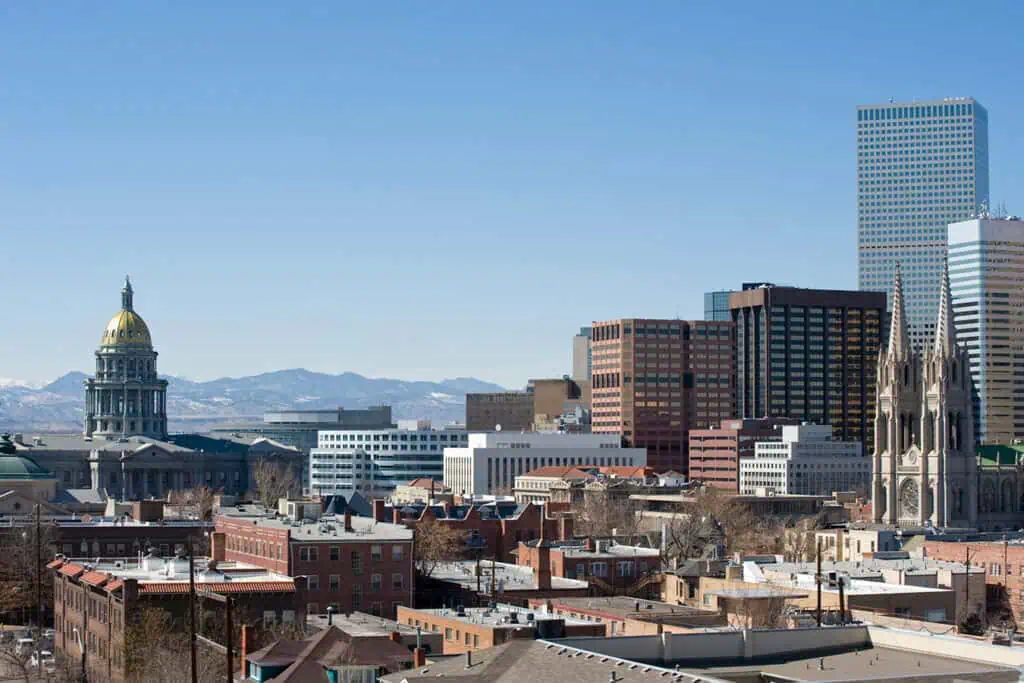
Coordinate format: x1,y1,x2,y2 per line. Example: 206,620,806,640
466,651,473,668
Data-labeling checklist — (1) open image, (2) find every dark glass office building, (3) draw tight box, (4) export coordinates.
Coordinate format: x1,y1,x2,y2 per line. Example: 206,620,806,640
730,286,885,451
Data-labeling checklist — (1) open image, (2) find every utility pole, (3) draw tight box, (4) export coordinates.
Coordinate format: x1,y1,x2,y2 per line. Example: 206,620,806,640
964,545,972,627
188,537,198,683
816,539,822,627
35,503,42,674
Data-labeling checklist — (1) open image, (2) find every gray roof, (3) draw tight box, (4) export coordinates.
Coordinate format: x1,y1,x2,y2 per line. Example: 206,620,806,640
428,560,587,592
218,507,413,542
380,640,719,683
14,434,193,454
52,489,107,505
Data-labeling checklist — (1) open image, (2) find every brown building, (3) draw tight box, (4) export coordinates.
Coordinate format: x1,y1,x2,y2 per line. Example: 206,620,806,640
729,285,885,451
516,538,661,597
465,392,533,432
50,553,303,683
215,505,414,618
466,378,590,433
687,417,799,492
395,604,604,654
590,318,735,474
373,499,573,562
924,538,1024,625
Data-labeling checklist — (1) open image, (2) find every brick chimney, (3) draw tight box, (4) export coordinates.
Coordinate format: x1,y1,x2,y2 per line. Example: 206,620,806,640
536,514,552,591
389,631,401,643
373,499,386,522
392,507,403,524
210,532,226,562
240,625,250,678
413,648,426,668
559,515,574,540
344,509,353,533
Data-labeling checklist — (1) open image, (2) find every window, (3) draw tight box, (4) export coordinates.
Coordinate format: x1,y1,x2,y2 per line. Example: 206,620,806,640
473,635,479,647
445,628,453,641
590,562,607,577
618,562,634,577
392,545,404,562
371,545,382,561
330,546,340,561
371,602,383,617
393,573,404,591
353,584,363,608
371,574,382,593
263,611,276,626
330,575,340,592
352,552,363,575
464,632,471,645
309,547,319,562
308,575,320,591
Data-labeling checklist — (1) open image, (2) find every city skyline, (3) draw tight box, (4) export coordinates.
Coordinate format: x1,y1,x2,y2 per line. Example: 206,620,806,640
3,2,1024,388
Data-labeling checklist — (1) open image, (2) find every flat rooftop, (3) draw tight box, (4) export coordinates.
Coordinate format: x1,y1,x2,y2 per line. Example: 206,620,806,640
306,611,427,637
218,507,413,542
691,645,1012,682
410,604,593,630
429,560,588,592
538,596,716,620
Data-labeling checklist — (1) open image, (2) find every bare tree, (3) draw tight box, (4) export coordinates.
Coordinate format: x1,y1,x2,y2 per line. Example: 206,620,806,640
125,606,224,683
167,485,217,521
661,487,778,564
414,519,465,578
0,517,59,626
251,459,299,509
0,647,32,683
571,490,644,541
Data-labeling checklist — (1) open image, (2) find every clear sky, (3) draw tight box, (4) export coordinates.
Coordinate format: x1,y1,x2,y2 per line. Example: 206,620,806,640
2,1,1023,388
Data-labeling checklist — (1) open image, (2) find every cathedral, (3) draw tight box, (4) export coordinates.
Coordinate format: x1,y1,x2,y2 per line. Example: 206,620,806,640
873,264,978,528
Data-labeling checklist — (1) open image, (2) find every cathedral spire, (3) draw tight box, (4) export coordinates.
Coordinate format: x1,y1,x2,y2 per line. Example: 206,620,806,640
887,263,910,360
121,275,134,311
934,261,957,357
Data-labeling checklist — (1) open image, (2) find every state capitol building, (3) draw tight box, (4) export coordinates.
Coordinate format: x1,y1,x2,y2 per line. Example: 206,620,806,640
6,278,304,505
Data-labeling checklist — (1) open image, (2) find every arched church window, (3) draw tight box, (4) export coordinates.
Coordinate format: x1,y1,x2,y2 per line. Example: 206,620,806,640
904,365,909,386
899,479,919,519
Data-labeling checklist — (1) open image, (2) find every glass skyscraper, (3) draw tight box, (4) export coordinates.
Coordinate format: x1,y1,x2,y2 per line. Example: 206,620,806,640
857,98,989,351
948,216,1024,444
704,290,732,321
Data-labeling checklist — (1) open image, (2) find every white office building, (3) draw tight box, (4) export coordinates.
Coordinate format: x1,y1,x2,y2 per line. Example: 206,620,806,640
309,421,468,497
948,215,1024,444
739,424,869,496
443,432,646,496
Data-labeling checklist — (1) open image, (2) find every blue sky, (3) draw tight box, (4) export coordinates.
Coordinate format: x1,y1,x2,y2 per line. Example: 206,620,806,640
2,1,1023,388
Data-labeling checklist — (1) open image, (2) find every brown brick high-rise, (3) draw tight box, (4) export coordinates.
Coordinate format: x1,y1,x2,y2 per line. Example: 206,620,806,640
590,319,736,474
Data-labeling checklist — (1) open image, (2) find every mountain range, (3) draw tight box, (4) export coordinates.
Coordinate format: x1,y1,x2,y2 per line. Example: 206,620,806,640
0,369,505,433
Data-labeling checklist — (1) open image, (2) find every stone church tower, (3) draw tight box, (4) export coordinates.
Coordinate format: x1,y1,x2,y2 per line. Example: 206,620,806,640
83,277,169,439
873,264,976,528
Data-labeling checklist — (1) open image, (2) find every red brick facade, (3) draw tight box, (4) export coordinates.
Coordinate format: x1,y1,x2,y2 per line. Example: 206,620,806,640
373,500,573,562
215,513,414,618
924,539,1024,624
688,418,798,492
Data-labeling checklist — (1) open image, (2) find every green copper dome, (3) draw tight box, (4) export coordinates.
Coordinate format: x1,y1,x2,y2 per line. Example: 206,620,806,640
0,435,53,479
0,454,52,479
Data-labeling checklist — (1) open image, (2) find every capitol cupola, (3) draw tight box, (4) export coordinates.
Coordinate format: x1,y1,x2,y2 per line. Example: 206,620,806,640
84,277,168,440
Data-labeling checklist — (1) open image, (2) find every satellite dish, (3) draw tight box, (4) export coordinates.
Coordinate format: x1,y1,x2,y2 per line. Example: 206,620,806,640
495,424,502,432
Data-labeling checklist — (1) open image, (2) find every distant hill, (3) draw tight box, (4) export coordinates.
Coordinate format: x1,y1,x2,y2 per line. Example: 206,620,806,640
0,369,504,433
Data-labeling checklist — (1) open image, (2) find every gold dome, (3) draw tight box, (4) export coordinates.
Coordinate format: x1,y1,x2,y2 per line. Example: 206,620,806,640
101,309,152,346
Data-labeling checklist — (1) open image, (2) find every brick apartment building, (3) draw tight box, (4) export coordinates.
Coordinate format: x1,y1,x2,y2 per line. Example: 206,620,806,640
924,538,1024,624
688,418,799,492
516,538,661,597
395,604,604,654
50,553,302,683
590,318,735,474
216,505,414,618
372,499,573,562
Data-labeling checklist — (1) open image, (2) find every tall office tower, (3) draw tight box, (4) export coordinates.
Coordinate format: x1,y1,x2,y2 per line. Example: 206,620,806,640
857,98,989,351
704,291,733,321
589,318,735,473
572,326,593,381
730,286,885,451
948,215,1024,444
